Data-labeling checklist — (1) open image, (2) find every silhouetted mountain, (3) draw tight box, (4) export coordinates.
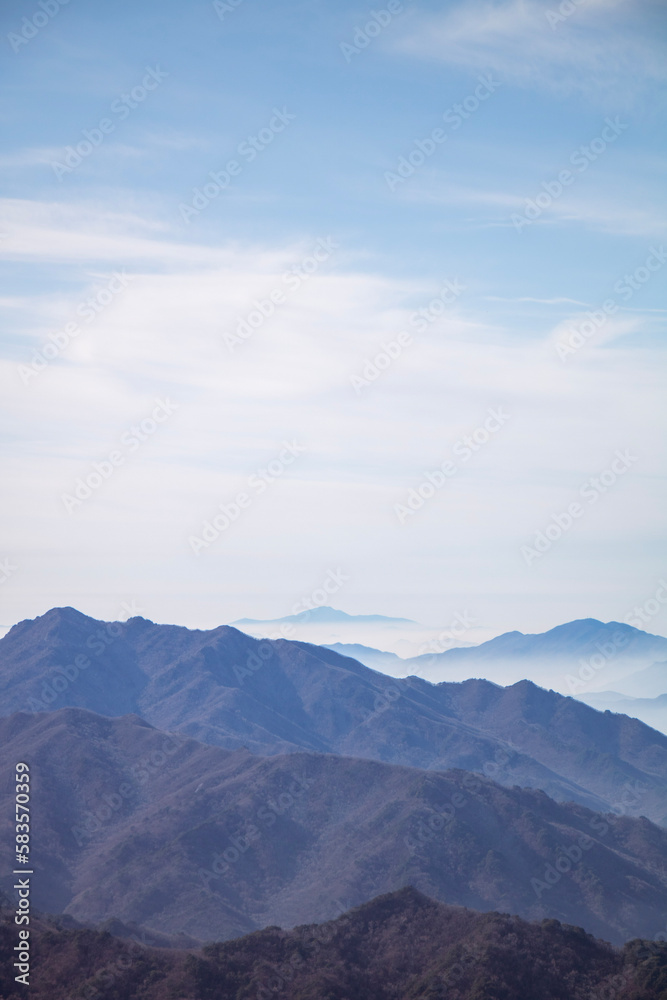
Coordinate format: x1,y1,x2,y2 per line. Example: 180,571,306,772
2,888,667,999
229,603,442,657
405,618,667,689
2,608,667,824
578,690,667,735
233,606,416,625
1,708,666,944
438,619,666,661
323,641,406,672
612,660,667,699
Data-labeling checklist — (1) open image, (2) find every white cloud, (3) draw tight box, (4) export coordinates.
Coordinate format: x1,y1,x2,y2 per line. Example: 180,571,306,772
548,313,643,353
1,199,665,635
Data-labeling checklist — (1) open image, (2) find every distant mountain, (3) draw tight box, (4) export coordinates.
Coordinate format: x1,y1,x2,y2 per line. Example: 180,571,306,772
323,641,407,673
3,888,667,1000
612,660,667,699
576,660,667,732
403,618,667,690
580,691,638,705
229,603,474,657
233,606,416,626
578,691,667,735
324,630,667,699
2,607,667,824
1,708,667,945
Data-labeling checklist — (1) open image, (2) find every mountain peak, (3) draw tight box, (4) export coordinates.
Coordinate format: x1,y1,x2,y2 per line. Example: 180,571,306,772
4,606,97,639
233,606,416,626
42,606,95,624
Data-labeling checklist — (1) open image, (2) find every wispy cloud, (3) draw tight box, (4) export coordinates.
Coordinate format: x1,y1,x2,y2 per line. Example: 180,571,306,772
485,296,591,306
395,177,667,239
0,198,237,266
0,148,64,169
392,0,665,104
0,200,664,633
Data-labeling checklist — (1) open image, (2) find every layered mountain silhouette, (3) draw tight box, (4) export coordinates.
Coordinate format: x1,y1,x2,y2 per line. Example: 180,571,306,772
1,708,666,944
576,660,667,734
612,660,667,699
579,690,667,735
230,604,432,658
323,640,406,673
2,607,667,824
402,618,667,687
231,608,667,684
2,886,667,999
331,632,667,732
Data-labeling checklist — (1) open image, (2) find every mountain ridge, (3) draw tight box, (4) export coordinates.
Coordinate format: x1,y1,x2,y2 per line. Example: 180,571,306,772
1,707,667,945
3,886,667,999
2,607,667,824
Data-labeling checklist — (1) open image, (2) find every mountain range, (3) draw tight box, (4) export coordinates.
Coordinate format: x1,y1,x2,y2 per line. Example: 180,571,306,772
611,661,667,700
1,607,667,824
227,608,667,692
574,660,667,733
323,641,407,673
230,604,459,659
400,618,667,691
1,707,667,945
2,887,667,1000
3,605,667,953
579,690,667,734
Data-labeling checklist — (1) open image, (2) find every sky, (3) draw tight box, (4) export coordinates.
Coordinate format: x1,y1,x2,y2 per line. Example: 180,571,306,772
1,0,666,639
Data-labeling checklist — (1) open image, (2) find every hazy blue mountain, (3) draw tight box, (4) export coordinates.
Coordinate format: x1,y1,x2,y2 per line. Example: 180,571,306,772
611,660,667,699
1,707,666,945
579,691,638,705
233,606,416,626
323,641,407,672
2,607,667,823
578,691,667,735
229,604,439,658
403,618,667,690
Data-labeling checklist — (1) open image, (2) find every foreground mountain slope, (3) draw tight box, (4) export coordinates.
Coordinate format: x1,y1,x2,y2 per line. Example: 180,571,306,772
1,708,666,944
2,607,667,823
2,889,667,1000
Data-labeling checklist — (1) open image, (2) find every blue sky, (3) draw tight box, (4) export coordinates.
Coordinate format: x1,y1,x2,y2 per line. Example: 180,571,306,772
1,0,666,639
